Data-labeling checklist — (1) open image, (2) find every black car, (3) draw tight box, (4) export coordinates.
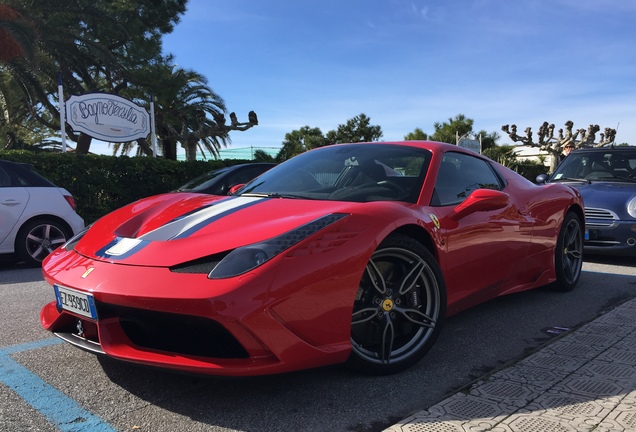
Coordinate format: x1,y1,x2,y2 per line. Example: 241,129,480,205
537,146,636,256
176,163,276,195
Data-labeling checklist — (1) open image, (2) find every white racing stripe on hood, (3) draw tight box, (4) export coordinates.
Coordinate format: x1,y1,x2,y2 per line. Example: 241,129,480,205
139,196,263,241
104,238,143,256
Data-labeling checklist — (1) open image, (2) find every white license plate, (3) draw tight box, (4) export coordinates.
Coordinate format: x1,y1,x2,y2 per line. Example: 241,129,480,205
54,285,98,320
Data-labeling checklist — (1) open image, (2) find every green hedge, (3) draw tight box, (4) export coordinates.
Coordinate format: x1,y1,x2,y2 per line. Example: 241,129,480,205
0,151,251,224
509,162,547,182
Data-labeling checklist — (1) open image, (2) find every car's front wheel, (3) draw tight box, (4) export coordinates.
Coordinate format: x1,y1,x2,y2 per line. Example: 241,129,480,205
15,218,71,266
551,211,584,292
347,233,446,375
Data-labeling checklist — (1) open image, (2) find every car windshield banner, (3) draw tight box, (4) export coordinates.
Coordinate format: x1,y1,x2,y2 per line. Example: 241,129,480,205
65,93,150,142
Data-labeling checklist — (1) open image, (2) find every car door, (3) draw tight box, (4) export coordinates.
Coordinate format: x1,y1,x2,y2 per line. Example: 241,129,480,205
430,152,532,313
0,164,30,248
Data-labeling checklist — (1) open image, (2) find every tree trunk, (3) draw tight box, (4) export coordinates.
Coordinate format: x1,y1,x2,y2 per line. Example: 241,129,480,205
162,138,177,160
549,151,560,174
76,133,92,154
136,138,155,157
4,131,18,149
185,141,197,161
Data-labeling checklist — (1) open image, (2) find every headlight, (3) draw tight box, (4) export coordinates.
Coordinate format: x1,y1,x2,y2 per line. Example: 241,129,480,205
628,196,636,219
208,213,348,279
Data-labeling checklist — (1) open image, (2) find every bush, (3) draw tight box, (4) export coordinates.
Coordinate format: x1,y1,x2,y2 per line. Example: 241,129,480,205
0,151,251,223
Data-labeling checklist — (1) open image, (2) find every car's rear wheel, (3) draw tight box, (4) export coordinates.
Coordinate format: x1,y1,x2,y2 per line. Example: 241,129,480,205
15,219,71,266
551,211,583,292
347,233,446,375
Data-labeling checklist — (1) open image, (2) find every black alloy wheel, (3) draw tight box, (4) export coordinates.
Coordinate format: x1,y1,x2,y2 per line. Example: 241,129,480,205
552,211,584,292
347,233,446,375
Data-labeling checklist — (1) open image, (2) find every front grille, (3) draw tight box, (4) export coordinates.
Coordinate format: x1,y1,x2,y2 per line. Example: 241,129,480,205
97,303,248,359
585,207,619,228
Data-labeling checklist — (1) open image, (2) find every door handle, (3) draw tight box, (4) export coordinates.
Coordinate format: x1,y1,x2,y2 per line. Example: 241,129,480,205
1,200,21,207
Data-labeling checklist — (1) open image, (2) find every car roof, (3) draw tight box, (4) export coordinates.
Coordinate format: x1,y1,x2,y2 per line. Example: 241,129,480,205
571,146,636,153
0,160,56,187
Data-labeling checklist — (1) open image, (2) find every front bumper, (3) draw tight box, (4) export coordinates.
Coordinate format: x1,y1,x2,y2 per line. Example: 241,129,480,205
40,251,354,376
584,218,636,256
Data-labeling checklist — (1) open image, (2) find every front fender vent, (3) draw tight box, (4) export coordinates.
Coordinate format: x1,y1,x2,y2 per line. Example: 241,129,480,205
169,251,231,274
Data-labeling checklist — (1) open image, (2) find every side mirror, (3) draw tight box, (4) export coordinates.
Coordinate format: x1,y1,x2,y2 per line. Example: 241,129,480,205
228,184,246,195
535,174,549,184
449,189,509,220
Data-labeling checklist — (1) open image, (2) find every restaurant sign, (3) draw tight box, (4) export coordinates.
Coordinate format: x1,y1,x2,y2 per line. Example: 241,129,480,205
458,138,481,154
65,93,150,142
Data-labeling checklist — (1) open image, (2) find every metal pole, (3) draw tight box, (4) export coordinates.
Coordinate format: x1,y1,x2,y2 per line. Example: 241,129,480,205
58,72,67,152
150,91,157,157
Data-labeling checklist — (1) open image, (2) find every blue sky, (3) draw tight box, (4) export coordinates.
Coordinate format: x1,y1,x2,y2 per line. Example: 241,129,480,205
96,0,636,156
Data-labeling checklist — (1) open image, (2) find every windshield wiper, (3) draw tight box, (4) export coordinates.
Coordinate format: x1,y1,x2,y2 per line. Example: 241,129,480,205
241,192,305,199
607,176,636,183
550,177,590,184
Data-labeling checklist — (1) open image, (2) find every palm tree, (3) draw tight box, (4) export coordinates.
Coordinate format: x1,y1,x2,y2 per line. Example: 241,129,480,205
136,63,227,160
0,5,37,62
1,0,187,154
1,1,126,151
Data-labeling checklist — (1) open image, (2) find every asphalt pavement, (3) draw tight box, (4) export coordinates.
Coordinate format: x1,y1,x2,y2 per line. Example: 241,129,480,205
385,295,636,432
1,257,635,432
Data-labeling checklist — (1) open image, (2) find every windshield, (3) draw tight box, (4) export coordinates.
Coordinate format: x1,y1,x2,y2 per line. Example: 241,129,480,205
237,144,431,203
551,150,636,182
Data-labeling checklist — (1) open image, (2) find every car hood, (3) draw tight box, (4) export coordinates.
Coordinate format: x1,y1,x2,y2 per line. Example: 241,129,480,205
569,181,636,209
73,193,359,266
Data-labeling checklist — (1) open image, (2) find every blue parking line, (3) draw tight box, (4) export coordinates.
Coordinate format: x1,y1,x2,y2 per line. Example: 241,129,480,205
2,337,63,354
0,338,117,432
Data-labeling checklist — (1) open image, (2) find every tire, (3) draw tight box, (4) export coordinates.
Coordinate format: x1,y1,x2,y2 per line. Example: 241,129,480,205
551,211,584,292
15,218,71,267
346,233,446,375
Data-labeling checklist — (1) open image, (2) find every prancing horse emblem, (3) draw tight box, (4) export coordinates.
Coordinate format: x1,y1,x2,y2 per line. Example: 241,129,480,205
76,319,85,337
81,267,95,279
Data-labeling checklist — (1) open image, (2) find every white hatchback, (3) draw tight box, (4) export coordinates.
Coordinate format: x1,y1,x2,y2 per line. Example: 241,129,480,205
0,160,85,266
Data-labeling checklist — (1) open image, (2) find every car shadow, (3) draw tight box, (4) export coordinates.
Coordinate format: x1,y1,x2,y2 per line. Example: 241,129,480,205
91,267,636,432
97,356,384,431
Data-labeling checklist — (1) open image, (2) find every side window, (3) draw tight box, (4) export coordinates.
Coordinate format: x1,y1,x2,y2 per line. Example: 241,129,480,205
432,153,502,206
233,166,269,185
607,153,636,178
0,166,11,187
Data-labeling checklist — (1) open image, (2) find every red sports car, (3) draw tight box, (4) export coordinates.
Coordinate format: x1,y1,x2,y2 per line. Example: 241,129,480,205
40,141,584,376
